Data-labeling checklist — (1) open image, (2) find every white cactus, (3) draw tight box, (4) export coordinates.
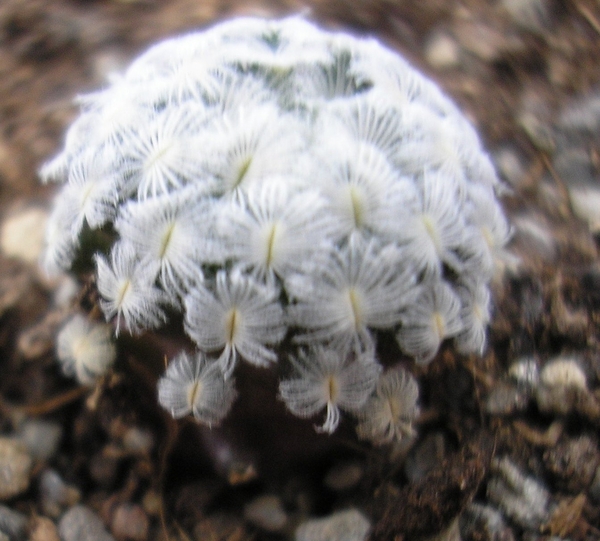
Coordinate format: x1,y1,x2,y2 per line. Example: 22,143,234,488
42,16,508,439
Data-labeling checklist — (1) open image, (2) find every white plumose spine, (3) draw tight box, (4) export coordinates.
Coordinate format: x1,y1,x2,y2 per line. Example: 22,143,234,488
158,351,237,426
279,346,380,433
356,366,420,445
184,270,286,376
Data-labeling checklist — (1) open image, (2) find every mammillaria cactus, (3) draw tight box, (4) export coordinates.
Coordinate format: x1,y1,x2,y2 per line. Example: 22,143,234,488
42,16,509,443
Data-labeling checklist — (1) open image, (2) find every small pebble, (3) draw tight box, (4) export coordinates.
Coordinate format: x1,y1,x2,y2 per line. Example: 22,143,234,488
58,505,115,541
141,489,162,517
28,516,60,541
110,503,149,541
39,469,81,518
424,31,460,69
17,419,62,461
0,206,47,264
535,381,600,418
540,358,587,390
557,91,600,134
243,494,287,532
324,460,364,491
0,438,32,500
493,146,526,188
508,357,539,387
552,145,600,231
565,184,600,233
0,504,27,540
295,508,371,541
122,427,153,455
485,383,530,415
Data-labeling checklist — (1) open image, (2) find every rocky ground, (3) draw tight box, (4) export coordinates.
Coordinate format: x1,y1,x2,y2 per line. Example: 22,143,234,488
0,0,600,540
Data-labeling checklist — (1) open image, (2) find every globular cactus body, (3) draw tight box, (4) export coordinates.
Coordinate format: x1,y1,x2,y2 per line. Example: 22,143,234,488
43,17,508,441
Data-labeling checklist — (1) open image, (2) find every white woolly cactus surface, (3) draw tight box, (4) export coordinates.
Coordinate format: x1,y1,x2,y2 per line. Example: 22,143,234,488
41,17,509,439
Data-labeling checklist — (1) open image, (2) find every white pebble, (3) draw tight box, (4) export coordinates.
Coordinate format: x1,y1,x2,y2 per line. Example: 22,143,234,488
540,357,587,390
424,31,460,69
295,508,370,541
0,206,48,264
567,184,600,234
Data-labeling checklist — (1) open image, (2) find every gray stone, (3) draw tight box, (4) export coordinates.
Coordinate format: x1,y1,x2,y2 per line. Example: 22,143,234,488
58,505,115,541
0,505,27,541
18,419,62,462
40,469,80,518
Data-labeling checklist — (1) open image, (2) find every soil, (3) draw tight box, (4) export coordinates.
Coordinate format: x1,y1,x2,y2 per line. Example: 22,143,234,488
1,1,600,540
